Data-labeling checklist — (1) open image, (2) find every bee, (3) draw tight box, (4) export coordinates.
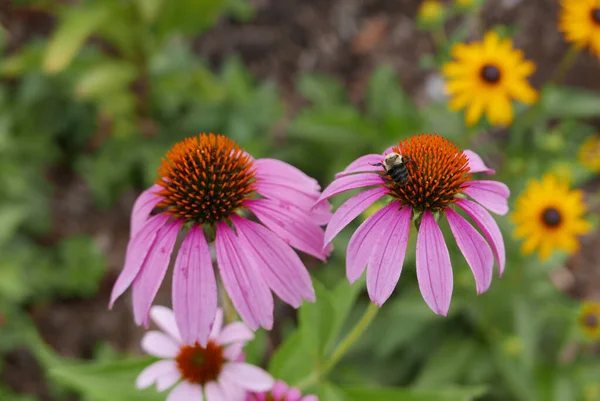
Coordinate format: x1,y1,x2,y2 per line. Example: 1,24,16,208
371,152,417,185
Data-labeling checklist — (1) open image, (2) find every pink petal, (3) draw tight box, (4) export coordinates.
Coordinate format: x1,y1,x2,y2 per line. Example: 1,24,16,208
149,306,181,343
255,180,320,209
130,184,162,238
247,199,328,261
223,343,244,361
463,150,495,174
132,221,181,327
215,222,274,331
346,202,399,284
366,206,412,306
233,216,315,307
173,226,217,347
334,154,383,179
284,388,302,401
463,180,510,215
308,199,332,225
302,396,318,401
271,381,290,399
205,382,226,401
317,173,385,203
219,377,247,401
254,158,320,191
136,360,179,389
218,322,254,345
324,187,388,246
156,371,181,392
110,214,169,308
209,309,224,340
220,363,275,392
141,331,180,358
416,212,453,316
446,209,493,294
166,382,203,401
456,199,505,276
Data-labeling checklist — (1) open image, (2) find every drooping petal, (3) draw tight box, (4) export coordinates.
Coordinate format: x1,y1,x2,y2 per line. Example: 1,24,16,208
209,309,224,340
218,322,254,345
223,343,244,361
334,154,383,179
255,180,320,209
416,212,453,316
136,360,179,389
456,198,506,275
132,221,181,327
254,158,320,191
324,187,388,246
220,363,275,392
233,215,315,307
247,199,327,260
110,214,169,308
463,180,510,215
215,222,274,331
204,381,226,401
446,209,493,294
346,202,399,284
130,184,162,238
166,381,203,401
308,199,332,225
173,226,217,347
317,173,385,203
149,306,181,343
271,381,290,399
141,331,180,358
463,150,495,175
366,207,412,306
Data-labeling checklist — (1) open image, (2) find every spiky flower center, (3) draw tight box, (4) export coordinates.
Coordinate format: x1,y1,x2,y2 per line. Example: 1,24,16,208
175,341,225,385
541,207,562,228
591,8,600,24
480,64,501,83
382,134,470,212
156,134,256,225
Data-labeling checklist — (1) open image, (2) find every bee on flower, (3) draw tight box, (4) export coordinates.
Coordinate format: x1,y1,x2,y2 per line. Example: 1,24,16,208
559,0,600,58
317,133,508,316
511,174,592,261
111,133,331,344
442,31,538,127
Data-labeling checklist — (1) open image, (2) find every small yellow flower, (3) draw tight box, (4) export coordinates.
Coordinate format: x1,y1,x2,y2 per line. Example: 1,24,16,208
418,0,445,24
511,174,591,261
442,31,538,127
559,0,600,58
455,0,476,8
579,134,600,172
578,301,600,339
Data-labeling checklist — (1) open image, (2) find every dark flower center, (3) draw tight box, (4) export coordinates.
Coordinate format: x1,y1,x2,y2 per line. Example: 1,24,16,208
480,65,501,83
541,207,562,227
591,8,600,24
156,134,257,226
175,341,225,384
583,313,598,328
382,134,471,212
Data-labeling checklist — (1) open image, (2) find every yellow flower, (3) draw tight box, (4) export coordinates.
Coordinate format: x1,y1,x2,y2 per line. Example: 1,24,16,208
578,301,600,339
511,174,591,261
455,0,476,7
418,0,445,24
579,134,600,172
442,31,538,127
559,0,600,58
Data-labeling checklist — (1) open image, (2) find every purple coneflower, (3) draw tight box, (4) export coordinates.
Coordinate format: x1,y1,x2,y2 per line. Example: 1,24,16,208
318,133,508,316
136,306,274,401
246,380,318,401
111,133,330,342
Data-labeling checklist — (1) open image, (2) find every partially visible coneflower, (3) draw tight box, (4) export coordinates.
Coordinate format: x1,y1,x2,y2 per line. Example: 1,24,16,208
559,0,600,58
318,133,508,316
246,380,318,401
578,301,600,339
512,174,591,261
578,134,600,173
136,306,274,401
442,31,538,127
111,133,329,342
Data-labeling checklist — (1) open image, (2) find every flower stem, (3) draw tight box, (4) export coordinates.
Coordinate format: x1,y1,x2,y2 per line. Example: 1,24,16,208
551,45,579,84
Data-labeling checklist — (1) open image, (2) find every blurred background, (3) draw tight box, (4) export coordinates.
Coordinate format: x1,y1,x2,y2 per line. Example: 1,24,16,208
0,0,599,400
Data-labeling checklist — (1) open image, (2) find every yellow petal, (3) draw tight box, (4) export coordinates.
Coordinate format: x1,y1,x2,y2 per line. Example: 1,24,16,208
465,97,485,126
487,93,514,126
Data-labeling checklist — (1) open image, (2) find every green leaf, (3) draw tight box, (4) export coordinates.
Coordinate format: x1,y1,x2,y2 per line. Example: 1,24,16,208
299,281,335,361
288,106,374,143
298,74,348,106
324,279,364,354
157,0,228,37
43,5,110,73
134,0,165,24
541,85,600,119
365,64,416,121
0,205,28,245
343,386,486,401
317,382,348,401
268,331,314,385
75,61,139,99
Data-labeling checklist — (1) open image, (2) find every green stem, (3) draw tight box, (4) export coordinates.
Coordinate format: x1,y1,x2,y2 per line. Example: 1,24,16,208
551,45,579,84
296,303,380,391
